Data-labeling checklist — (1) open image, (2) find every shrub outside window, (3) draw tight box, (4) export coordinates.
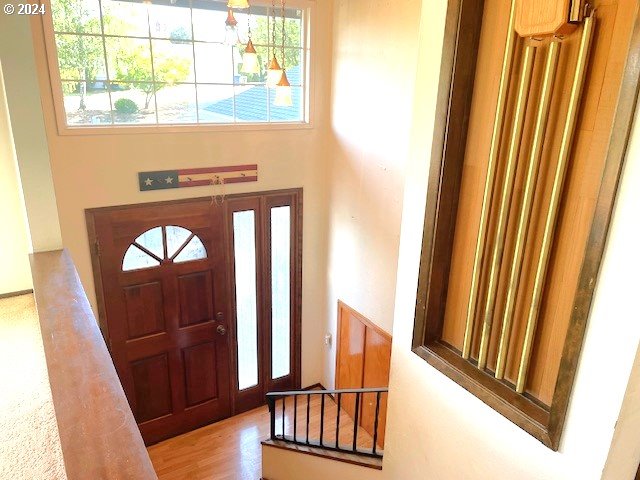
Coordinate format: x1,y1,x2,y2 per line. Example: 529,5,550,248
44,0,310,129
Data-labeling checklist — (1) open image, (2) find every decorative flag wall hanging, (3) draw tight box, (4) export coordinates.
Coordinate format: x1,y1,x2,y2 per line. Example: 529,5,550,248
138,164,258,191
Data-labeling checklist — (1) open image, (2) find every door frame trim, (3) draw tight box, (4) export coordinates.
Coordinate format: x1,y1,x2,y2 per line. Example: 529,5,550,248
85,187,303,417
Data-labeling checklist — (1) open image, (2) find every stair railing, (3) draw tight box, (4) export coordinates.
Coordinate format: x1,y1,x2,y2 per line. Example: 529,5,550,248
266,387,388,459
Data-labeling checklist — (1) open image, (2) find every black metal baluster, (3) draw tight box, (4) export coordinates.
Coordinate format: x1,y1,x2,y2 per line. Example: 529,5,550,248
267,395,276,440
293,395,298,442
282,397,286,438
372,392,381,455
306,393,310,444
335,393,341,449
319,394,325,446
352,392,360,452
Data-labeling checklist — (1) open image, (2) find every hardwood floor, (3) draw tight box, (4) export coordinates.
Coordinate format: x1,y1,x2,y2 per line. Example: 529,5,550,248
148,392,376,479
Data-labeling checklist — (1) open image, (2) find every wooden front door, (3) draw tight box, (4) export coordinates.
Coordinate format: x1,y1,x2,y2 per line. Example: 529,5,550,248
90,200,231,444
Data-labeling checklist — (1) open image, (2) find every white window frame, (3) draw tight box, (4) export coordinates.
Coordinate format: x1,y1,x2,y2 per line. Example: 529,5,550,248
39,0,314,135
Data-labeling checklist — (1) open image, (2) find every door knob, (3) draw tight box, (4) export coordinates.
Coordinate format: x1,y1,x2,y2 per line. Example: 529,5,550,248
216,324,227,336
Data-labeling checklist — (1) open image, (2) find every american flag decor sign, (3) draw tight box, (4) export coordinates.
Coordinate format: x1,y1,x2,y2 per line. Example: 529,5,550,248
138,164,258,191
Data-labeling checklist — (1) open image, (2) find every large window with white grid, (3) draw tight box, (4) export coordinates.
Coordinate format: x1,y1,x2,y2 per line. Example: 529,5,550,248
44,0,310,129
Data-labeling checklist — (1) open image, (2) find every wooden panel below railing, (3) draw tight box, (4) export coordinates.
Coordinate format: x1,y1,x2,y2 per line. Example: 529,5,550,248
336,301,391,447
30,249,156,479
336,307,365,420
361,328,391,445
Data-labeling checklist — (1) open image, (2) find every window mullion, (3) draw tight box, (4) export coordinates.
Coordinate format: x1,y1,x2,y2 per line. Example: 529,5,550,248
146,6,160,125
302,8,308,122
266,6,271,122
189,0,201,124
231,45,237,123
97,0,114,125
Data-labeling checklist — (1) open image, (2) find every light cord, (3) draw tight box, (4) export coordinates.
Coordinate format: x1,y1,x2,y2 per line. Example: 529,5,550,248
271,0,277,60
280,0,286,69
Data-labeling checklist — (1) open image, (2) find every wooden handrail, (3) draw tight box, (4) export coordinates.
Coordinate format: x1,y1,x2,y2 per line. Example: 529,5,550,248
266,387,388,397
30,249,156,480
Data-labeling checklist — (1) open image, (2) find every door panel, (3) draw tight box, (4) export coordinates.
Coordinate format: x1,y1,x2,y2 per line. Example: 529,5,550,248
177,271,215,328
183,342,219,407
131,353,172,423
123,282,166,339
92,200,232,444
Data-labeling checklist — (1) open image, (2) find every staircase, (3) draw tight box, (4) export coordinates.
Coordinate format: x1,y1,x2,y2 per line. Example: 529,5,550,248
261,387,388,479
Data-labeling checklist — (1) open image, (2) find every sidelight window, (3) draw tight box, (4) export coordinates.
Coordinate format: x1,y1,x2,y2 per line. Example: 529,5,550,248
227,192,300,413
232,211,259,391
270,205,291,379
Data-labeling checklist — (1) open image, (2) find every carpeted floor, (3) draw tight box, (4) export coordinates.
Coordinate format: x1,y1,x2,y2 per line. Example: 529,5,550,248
0,294,67,479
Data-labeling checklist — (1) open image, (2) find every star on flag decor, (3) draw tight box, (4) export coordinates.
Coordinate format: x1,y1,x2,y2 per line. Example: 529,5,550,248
138,165,258,191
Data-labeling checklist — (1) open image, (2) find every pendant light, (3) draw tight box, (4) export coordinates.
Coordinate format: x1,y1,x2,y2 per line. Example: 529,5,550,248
266,0,283,88
274,0,292,107
224,9,240,46
274,70,292,106
241,7,260,74
227,0,249,9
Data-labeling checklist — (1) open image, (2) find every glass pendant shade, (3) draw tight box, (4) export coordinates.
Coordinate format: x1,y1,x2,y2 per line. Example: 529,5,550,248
274,70,292,107
224,9,240,46
241,39,260,74
266,56,283,88
227,0,249,8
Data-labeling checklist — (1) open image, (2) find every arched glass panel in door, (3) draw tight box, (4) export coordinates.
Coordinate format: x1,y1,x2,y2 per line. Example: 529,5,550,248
122,225,207,272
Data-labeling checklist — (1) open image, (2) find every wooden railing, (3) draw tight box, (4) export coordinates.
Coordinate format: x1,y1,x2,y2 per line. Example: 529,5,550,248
30,249,156,479
266,387,388,459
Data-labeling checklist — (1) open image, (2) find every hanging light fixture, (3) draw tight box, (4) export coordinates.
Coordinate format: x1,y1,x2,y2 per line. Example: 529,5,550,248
227,0,249,9
241,6,260,74
224,9,240,46
266,0,282,87
274,0,292,106
274,70,292,106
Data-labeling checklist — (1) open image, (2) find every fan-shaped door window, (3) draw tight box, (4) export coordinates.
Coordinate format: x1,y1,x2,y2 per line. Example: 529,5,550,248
122,225,207,272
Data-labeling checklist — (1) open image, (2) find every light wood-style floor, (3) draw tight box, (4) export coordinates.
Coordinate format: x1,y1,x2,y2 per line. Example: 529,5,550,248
148,392,374,480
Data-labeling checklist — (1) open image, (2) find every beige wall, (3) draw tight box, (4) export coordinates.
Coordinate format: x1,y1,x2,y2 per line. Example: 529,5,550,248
0,64,32,295
323,0,422,388
28,1,332,387
602,344,640,480
0,14,62,254
262,445,382,480
383,1,640,479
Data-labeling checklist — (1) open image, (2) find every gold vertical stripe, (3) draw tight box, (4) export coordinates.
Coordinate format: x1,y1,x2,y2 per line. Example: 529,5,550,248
516,14,595,393
462,0,518,359
570,0,584,22
477,44,537,370
495,40,561,380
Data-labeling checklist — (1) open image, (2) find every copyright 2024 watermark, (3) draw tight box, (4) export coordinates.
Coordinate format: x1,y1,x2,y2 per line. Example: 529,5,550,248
3,3,46,14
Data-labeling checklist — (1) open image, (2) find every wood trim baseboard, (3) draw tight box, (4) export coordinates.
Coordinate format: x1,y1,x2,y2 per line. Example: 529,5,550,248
262,439,383,470
303,383,326,391
0,289,34,299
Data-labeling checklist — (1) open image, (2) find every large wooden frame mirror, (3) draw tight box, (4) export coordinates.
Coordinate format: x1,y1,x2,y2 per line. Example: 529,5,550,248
412,0,640,449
